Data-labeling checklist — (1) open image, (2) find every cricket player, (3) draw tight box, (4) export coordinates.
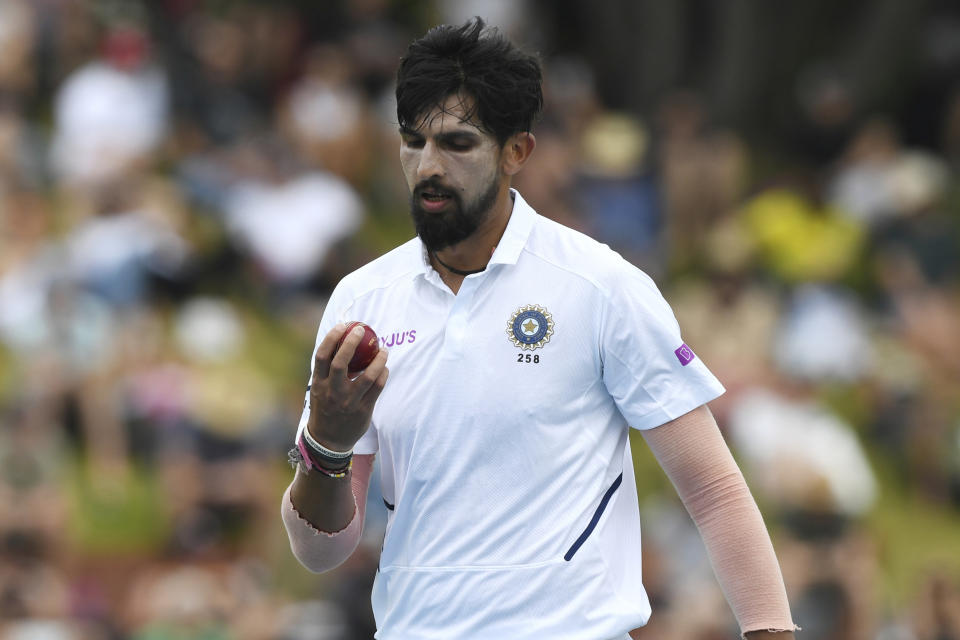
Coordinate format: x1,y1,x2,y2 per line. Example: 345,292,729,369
283,18,797,640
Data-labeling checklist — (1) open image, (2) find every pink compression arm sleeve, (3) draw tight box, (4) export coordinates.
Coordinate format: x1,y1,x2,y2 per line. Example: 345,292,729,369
281,453,375,573
641,407,798,636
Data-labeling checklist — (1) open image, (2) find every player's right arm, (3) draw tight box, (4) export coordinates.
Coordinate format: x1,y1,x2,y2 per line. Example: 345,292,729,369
282,323,389,572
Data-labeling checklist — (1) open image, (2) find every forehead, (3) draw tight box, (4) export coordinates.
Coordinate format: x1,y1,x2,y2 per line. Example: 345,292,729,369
411,94,487,136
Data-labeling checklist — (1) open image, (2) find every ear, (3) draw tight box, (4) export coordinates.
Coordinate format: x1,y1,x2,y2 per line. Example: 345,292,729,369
501,132,536,176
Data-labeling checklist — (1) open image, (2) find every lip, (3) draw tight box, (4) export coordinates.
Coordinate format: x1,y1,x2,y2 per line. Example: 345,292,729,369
419,192,453,213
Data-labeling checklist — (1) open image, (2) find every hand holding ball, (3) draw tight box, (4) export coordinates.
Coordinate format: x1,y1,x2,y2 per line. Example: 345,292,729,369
337,321,380,375
306,321,385,455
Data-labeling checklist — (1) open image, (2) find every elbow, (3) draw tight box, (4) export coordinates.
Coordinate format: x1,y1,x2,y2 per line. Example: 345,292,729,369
281,486,363,574
289,532,360,574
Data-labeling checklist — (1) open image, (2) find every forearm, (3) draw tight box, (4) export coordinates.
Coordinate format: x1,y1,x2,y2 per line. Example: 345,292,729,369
289,461,358,532
282,453,374,573
642,406,797,636
684,465,796,636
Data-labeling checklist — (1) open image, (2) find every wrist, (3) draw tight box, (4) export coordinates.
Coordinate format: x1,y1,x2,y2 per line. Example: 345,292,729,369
292,439,352,479
300,426,354,475
305,423,355,454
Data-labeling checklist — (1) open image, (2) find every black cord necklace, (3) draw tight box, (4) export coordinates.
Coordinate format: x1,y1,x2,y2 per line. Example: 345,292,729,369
432,252,487,276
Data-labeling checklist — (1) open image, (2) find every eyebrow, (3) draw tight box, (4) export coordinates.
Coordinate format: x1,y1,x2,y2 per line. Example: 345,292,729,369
398,127,482,144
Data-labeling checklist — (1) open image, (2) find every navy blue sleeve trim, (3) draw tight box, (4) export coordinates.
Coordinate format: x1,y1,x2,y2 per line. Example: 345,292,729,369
383,498,395,511
563,472,623,561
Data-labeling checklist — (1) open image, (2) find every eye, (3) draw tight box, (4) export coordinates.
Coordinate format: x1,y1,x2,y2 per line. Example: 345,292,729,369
402,137,424,149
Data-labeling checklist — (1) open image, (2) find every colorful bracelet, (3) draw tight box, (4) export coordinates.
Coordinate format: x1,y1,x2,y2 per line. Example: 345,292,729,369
293,438,352,479
312,457,352,479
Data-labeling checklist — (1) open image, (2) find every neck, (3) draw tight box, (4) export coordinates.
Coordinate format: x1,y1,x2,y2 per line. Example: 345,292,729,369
432,252,487,276
431,186,513,276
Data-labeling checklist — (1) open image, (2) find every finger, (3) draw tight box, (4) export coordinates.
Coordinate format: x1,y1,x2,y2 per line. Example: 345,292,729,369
329,324,367,380
350,345,388,395
361,363,389,405
312,323,348,383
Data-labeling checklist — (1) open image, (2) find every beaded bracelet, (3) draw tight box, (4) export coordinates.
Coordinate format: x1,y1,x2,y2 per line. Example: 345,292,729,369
312,457,352,479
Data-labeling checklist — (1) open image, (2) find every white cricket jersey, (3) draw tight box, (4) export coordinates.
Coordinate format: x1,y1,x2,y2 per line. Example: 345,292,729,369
296,190,724,639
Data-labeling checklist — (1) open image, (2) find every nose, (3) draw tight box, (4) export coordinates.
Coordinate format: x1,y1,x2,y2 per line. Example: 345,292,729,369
416,140,444,181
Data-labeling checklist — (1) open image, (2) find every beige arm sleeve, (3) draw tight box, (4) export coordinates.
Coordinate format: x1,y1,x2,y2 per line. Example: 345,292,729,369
281,453,375,573
641,406,798,636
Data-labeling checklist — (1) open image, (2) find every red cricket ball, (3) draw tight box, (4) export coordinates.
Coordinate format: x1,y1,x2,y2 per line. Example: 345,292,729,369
337,321,380,375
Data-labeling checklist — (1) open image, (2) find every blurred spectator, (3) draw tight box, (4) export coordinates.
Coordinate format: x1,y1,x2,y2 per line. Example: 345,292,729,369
791,62,860,164
773,285,874,383
0,402,70,558
124,561,271,639
0,100,43,190
513,55,599,232
669,268,782,420
513,122,583,232
727,385,880,638
278,44,375,187
274,600,349,640
174,11,266,148
727,385,877,524
218,138,364,295
830,119,945,225
63,182,190,308
50,22,168,188
633,496,738,639
912,572,960,640
575,111,664,274
0,0,35,99
740,186,866,283
874,248,960,382
656,91,750,270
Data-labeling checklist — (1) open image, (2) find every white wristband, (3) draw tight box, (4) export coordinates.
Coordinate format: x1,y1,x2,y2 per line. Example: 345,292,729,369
302,426,354,459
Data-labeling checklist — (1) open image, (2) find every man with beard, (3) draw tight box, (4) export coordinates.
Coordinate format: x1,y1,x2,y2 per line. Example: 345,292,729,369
282,18,797,640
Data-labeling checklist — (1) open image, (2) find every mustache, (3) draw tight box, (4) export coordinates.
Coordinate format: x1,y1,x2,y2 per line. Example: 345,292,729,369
413,178,455,198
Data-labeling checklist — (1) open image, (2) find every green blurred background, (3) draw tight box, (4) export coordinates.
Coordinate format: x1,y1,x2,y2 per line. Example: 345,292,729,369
0,1,958,638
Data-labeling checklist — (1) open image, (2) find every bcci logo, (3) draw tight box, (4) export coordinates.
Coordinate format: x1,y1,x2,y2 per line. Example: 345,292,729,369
507,304,554,351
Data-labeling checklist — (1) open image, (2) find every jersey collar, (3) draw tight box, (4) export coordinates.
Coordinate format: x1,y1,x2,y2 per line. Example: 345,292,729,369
489,189,535,268
414,188,535,278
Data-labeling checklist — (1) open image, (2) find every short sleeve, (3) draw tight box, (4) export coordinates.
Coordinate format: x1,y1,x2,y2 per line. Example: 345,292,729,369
600,264,724,430
294,285,380,454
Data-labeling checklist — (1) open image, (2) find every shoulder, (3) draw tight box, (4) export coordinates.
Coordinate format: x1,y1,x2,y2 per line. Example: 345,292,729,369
331,237,422,305
523,212,659,300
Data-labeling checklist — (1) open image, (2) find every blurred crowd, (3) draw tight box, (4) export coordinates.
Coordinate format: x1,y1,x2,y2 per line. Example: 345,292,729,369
0,1,958,639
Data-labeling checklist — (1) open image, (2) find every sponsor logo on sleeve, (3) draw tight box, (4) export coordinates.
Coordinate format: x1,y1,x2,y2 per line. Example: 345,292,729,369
674,343,695,366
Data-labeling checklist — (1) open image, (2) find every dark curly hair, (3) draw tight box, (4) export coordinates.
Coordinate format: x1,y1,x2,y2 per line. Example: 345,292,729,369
396,18,543,146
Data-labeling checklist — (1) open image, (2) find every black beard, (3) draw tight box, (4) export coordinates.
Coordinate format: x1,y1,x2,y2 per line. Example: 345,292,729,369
410,177,499,252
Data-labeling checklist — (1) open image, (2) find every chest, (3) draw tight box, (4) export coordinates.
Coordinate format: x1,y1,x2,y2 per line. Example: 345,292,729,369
355,269,607,446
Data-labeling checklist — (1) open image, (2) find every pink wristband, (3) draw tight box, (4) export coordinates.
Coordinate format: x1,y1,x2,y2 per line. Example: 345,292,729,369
297,436,351,479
